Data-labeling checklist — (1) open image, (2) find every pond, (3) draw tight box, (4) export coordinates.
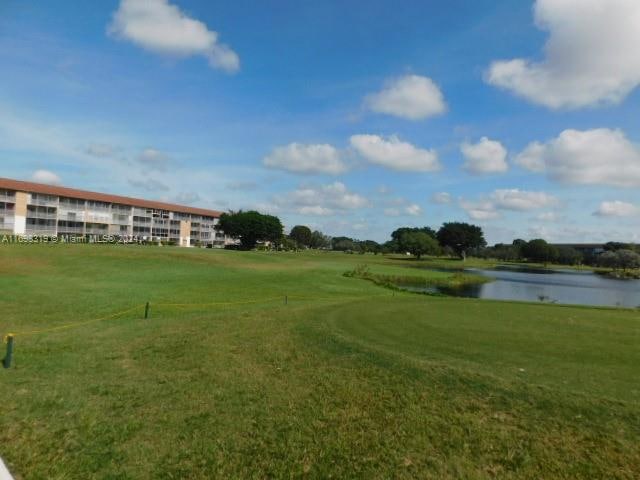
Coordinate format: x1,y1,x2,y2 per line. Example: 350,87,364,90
416,265,640,308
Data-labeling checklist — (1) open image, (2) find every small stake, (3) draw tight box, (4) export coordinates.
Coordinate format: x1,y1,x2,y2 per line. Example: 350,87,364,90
3,335,14,369
285,295,288,305
144,302,150,319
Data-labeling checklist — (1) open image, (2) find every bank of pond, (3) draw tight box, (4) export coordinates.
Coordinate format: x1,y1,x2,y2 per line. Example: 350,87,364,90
347,263,640,308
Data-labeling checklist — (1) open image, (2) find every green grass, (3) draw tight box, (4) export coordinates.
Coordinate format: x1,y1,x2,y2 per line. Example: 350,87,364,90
0,245,639,479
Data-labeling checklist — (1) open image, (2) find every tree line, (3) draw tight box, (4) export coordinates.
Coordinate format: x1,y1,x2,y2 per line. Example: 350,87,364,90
216,210,639,270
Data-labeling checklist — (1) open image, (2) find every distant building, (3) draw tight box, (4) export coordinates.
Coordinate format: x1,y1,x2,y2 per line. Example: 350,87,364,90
0,177,228,247
551,243,605,256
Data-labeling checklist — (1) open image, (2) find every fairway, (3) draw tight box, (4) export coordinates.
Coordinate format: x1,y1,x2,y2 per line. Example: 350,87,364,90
1,245,639,479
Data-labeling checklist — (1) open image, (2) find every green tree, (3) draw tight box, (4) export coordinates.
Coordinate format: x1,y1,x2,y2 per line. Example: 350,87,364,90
556,246,583,265
615,249,640,270
359,240,381,254
521,239,559,264
399,231,440,260
391,226,437,243
309,230,331,249
604,241,628,252
216,210,283,250
289,225,313,248
436,222,486,259
332,236,356,251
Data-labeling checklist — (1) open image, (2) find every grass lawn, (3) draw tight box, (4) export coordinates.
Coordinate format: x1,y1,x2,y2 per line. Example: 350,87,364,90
0,244,639,479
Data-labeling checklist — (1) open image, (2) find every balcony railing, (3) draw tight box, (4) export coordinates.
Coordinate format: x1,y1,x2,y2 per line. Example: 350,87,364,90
29,197,58,207
58,227,84,234
25,227,57,235
27,213,58,220
0,194,16,203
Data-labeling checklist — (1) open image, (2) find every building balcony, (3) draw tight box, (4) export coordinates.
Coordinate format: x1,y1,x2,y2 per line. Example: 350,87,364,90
25,227,57,235
86,229,108,235
58,227,84,234
28,198,58,207
26,213,58,220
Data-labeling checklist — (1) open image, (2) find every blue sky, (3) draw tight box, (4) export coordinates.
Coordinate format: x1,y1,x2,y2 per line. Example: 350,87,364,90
2,0,640,243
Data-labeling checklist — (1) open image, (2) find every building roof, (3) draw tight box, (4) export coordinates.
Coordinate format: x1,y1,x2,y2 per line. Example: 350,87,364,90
0,177,222,218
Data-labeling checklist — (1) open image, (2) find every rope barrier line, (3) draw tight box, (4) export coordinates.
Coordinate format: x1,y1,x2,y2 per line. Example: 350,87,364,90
2,293,397,344
1,293,404,368
3,304,145,343
155,296,284,308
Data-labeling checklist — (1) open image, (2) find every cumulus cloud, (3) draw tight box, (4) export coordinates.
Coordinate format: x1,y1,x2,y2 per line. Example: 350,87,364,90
431,192,451,204
486,0,640,109
137,148,171,171
383,203,422,217
459,199,501,221
405,204,422,216
459,189,558,221
461,137,508,174
593,200,640,217
514,142,546,173
365,74,447,120
108,0,239,73
490,189,557,211
263,143,347,175
31,170,62,185
350,134,440,172
275,182,369,216
515,128,640,187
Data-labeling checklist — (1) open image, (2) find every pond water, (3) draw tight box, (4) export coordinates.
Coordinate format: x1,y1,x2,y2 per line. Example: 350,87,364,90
419,266,640,308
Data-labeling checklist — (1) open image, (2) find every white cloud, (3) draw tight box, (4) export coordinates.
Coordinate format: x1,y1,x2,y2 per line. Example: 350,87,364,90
459,199,501,221
405,204,422,216
365,74,447,120
516,128,640,187
431,192,451,204
350,134,440,172
297,206,334,216
459,189,558,221
263,143,347,175
276,182,369,216
31,170,62,185
593,200,640,217
108,0,239,73
461,137,508,174
490,189,558,211
383,203,422,217
486,0,640,109
514,142,546,173
137,148,171,171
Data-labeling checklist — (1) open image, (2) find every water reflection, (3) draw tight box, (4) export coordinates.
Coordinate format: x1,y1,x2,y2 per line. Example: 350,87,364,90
429,266,640,308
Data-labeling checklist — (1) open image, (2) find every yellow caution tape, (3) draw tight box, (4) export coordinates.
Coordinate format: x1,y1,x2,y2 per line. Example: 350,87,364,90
4,304,144,339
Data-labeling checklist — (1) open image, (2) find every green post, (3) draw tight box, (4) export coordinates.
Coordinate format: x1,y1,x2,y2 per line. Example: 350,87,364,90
144,302,150,319
2,335,14,369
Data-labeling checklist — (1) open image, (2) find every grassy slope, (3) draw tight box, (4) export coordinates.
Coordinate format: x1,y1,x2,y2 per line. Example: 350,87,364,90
0,245,638,479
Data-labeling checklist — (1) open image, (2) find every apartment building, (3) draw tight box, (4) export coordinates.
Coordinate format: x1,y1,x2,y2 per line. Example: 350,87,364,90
0,177,227,247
